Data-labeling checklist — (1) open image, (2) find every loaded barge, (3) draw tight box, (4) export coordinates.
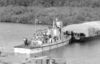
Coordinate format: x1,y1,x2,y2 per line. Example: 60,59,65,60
63,21,100,42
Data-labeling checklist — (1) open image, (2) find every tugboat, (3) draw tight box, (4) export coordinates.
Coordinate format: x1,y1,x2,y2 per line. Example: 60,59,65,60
14,18,71,56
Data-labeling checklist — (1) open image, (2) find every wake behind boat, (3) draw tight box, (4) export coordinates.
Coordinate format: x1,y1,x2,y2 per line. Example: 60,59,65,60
14,18,71,55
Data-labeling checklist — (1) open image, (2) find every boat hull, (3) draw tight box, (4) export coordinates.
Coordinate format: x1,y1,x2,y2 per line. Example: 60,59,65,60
14,36,71,55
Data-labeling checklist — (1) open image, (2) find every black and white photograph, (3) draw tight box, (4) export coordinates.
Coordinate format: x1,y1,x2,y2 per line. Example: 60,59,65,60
0,0,100,64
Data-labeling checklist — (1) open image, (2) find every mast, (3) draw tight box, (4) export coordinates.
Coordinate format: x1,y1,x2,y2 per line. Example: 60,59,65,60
48,18,56,59
35,18,38,32
55,18,63,40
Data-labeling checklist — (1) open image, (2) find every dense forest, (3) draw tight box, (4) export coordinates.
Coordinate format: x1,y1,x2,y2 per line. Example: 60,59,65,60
0,0,100,7
0,0,100,25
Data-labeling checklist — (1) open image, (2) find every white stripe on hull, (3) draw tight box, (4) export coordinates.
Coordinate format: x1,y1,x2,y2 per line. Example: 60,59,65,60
14,40,69,54
14,36,71,55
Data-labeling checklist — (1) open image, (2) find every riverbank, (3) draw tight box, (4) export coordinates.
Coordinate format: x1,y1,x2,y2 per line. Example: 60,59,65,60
0,6,100,25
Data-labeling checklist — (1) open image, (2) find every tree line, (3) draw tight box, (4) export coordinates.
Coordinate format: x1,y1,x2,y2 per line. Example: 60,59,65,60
0,0,100,7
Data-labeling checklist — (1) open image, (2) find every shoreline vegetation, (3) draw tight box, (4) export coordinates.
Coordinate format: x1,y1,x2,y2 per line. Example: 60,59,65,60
0,0,100,25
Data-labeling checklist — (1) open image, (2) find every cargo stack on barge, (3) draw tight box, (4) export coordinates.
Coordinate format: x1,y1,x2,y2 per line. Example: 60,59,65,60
14,18,71,56
62,21,100,42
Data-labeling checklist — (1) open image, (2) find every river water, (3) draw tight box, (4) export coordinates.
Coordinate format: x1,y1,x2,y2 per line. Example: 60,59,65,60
0,22,100,64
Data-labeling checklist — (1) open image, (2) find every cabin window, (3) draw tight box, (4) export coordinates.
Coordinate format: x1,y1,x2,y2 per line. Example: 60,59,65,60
64,31,71,35
63,31,70,38
80,33,85,37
